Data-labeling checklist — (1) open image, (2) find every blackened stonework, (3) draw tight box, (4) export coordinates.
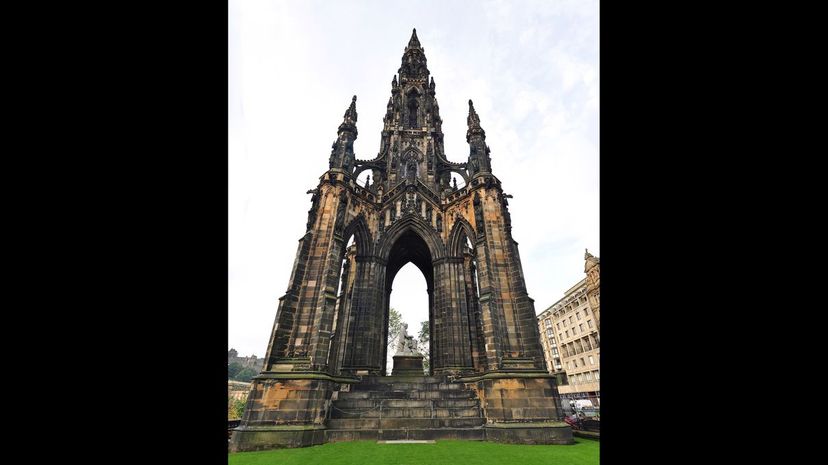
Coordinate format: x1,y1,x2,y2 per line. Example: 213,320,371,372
230,29,571,451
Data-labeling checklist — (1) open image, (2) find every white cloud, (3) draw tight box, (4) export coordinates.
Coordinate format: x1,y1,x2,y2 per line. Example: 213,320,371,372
229,0,598,357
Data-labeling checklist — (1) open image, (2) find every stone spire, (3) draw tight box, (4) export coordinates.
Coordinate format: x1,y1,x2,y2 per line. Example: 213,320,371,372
466,99,485,140
399,28,429,84
407,28,421,49
466,100,490,175
339,95,358,134
329,95,359,171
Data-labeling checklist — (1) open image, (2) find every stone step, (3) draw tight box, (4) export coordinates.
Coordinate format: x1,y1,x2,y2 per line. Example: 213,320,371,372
331,406,482,419
333,399,480,409
326,417,485,430
361,375,446,384
326,427,486,442
349,382,465,392
336,389,476,400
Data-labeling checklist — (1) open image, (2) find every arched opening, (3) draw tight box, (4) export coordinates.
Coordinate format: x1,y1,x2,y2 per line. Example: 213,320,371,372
384,230,434,375
387,263,429,373
329,234,357,374
355,169,372,188
450,172,467,190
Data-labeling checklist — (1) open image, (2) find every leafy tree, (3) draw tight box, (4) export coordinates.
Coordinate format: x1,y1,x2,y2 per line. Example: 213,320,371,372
228,362,243,379
387,307,403,354
232,367,258,382
228,396,247,420
418,320,430,373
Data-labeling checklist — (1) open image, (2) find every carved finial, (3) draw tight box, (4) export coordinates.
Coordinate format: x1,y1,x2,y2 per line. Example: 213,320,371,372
366,175,371,187
430,76,435,90
343,95,358,122
392,75,398,87
467,99,481,129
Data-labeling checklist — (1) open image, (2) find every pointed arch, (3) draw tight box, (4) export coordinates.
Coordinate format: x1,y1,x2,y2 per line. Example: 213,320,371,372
378,214,446,263
447,215,476,257
342,213,373,257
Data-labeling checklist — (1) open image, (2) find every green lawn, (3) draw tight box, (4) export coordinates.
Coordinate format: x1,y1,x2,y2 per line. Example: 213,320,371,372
229,439,599,465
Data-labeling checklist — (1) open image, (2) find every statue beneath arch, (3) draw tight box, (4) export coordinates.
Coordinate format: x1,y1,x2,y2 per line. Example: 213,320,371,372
230,28,572,452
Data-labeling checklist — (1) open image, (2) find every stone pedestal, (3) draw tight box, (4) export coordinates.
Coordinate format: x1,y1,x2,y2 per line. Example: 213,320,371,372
392,354,425,376
460,372,574,445
229,372,359,452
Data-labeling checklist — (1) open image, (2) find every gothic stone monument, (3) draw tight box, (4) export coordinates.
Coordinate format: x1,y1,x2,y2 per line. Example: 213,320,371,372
230,29,572,451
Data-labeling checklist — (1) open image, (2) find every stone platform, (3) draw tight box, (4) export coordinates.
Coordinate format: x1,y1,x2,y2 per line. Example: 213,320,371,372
230,373,573,450
326,375,486,442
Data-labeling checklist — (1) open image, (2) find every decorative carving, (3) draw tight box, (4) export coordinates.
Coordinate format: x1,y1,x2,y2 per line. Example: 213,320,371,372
335,195,348,231
473,193,485,236
406,159,417,182
306,188,320,231
436,213,442,232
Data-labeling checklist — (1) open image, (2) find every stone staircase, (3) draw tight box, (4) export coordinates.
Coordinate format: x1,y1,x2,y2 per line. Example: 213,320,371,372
325,375,486,442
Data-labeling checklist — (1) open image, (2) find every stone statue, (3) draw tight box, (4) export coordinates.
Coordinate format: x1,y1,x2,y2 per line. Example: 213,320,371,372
395,322,418,355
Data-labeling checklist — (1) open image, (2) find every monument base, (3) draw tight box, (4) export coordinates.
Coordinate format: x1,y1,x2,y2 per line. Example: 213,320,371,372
392,354,424,376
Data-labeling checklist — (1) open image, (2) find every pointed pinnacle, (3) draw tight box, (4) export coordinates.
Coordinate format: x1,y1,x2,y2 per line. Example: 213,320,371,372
408,28,421,48
468,100,480,125
344,95,358,122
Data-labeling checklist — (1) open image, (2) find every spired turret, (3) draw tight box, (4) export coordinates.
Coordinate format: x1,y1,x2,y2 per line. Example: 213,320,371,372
329,96,359,173
466,99,492,176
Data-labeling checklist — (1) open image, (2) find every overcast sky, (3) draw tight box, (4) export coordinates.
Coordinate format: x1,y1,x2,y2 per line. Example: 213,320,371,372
229,0,599,359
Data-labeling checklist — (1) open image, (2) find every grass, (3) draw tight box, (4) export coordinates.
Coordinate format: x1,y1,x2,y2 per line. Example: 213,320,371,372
228,438,599,465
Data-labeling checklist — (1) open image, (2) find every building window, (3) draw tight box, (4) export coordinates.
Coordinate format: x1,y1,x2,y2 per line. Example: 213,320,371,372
565,330,569,338
587,320,593,329
580,358,585,367
559,333,563,341
589,355,594,365
579,323,585,332
563,320,567,327
576,312,581,320
583,307,589,315
569,316,574,324
556,323,560,330
544,318,552,328
572,327,577,335
578,374,584,383
585,371,592,381
594,371,600,380
582,337,591,351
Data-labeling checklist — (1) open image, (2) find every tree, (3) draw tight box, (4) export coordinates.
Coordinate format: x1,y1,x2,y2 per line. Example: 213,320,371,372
233,367,258,382
228,362,243,379
418,320,430,373
387,307,403,354
228,395,247,420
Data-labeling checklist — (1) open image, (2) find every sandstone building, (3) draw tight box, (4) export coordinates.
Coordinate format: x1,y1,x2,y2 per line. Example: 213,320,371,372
537,250,600,409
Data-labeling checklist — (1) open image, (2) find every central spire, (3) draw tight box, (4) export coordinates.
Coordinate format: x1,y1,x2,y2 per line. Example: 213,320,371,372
407,28,421,49
399,28,429,84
